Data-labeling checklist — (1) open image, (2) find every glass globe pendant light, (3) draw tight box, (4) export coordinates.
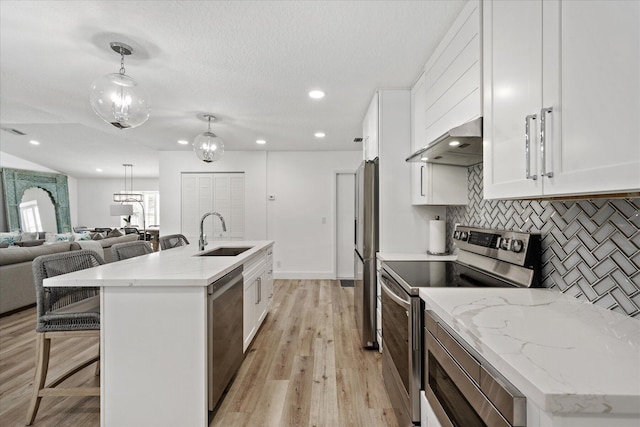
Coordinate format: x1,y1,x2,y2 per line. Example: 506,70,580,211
89,42,150,129
193,114,225,163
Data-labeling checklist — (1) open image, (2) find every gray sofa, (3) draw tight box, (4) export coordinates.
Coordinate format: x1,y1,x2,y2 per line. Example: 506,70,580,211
0,234,139,315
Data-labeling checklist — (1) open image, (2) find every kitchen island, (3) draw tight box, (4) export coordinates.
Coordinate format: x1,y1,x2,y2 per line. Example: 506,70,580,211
44,240,274,427
420,287,640,427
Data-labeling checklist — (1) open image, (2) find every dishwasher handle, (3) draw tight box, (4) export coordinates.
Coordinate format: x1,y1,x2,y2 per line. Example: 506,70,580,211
208,266,243,300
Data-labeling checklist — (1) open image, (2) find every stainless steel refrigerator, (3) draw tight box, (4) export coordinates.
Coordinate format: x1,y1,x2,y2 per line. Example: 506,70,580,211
354,158,378,349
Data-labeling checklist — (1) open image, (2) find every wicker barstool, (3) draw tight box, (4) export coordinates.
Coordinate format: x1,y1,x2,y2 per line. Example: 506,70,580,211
110,240,153,261
26,249,104,425
159,234,190,250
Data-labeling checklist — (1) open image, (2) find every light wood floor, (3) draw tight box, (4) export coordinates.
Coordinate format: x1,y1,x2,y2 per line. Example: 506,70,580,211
0,280,398,427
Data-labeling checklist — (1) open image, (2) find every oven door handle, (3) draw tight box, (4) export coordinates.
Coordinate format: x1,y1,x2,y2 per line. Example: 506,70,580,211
380,276,411,310
426,333,517,427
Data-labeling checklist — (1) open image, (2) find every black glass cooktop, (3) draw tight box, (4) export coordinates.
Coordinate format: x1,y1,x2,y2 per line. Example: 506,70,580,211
383,261,459,289
382,260,508,294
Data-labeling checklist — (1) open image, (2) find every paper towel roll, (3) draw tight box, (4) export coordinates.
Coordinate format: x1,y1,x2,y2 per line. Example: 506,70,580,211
428,219,446,255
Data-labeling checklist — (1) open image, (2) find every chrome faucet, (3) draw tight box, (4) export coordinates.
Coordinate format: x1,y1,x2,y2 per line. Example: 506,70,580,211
199,212,227,251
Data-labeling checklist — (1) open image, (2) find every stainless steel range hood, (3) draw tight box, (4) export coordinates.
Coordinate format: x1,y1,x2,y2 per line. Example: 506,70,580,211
406,117,483,166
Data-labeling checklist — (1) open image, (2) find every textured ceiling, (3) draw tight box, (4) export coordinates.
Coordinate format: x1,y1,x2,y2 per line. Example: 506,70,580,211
0,0,466,178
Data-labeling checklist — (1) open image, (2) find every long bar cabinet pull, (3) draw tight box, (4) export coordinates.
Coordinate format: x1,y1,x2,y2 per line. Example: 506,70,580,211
540,107,554,178
525,114,537,180
420,165,425,196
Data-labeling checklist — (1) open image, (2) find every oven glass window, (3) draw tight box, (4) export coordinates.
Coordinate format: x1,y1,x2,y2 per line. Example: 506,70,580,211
428,353,486,427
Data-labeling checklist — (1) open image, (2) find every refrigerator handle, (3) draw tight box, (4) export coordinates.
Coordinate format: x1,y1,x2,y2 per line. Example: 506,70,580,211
354,217,357,246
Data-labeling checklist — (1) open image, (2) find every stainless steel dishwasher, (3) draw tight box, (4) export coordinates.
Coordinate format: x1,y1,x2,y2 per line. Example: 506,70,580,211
207,265,243,411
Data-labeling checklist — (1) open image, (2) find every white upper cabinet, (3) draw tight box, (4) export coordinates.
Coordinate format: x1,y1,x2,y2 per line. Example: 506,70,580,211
409,0,480,205
411,73,468,205
363,92,379,160
483,0,640,199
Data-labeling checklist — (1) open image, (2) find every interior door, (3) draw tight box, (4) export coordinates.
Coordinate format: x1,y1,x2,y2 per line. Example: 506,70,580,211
336,172,355,279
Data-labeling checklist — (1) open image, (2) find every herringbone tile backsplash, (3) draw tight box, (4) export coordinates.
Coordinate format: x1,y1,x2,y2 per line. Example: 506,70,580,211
446,164,640,318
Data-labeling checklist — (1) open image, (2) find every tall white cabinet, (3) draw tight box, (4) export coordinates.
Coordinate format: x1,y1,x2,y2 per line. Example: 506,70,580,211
181,173,245,243
483,0,640,199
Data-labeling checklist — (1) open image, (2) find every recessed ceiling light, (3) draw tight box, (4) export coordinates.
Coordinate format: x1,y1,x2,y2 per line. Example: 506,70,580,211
177,140,189,145
421,156,429,161
449,140,460,146
256,139,266,145
314,132,326,138
96,168,103,172
29,140,40,145
309,90,325,99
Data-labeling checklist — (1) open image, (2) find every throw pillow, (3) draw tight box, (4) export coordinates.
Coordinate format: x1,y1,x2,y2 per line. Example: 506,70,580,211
107,228,123,238
45,232,73,243
20,231,38,241
0,232,21,246
73,232,92,241
0,242,9,248
91,232,104,241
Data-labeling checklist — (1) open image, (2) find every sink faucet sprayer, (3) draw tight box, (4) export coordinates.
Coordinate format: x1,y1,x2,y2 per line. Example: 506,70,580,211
199,212,227,251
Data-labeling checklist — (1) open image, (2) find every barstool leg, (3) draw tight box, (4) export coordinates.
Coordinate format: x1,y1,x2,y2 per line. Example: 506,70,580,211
26,333,51,425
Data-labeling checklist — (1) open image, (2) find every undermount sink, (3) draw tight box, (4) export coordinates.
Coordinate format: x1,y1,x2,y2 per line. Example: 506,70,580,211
198,247,253,257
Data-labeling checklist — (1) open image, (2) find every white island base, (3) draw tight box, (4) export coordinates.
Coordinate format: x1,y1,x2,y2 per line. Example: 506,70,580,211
101,286,208,427
44,241,274,427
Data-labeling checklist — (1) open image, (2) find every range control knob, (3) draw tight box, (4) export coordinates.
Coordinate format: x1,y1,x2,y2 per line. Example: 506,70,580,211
511,239,524,253
499,238,511,250
460,231,469,241
453,231,460,240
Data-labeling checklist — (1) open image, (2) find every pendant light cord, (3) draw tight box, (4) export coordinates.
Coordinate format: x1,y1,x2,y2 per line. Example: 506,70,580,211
119,48,126,75
122,164,134,196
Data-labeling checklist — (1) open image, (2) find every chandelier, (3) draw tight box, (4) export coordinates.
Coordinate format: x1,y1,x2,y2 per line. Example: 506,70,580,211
89,42,150,129
113,164,143,203
193,114,224,163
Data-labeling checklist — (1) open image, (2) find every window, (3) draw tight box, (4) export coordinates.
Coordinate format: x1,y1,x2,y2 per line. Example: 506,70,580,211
19,200,43,232
116,191,160,227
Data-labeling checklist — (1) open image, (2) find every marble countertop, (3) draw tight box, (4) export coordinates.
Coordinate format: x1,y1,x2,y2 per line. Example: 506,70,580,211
419,287,640,415
44,240,274,288
377,252,457,262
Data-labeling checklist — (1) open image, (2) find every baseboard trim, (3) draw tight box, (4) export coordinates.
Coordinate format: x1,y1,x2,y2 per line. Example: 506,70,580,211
0,302,36,318
273,272,335,280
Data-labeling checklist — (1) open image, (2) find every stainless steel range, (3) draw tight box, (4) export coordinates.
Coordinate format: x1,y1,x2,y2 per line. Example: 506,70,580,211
380,225,541,426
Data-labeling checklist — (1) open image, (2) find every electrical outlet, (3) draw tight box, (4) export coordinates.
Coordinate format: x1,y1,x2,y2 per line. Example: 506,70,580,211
321,217,326,224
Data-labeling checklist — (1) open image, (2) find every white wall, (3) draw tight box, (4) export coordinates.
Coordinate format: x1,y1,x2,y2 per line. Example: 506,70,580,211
159,150,361,279
159,151,267,240
77,178,159,228
378,91,446,253
0,151,79,231
0,151,60,173
266,151,362,279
